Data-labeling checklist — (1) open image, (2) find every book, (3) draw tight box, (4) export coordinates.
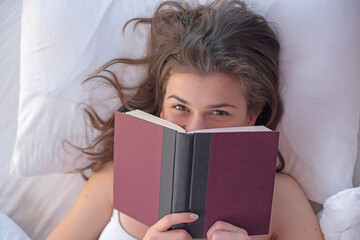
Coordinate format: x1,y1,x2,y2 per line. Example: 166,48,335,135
113,110,279,238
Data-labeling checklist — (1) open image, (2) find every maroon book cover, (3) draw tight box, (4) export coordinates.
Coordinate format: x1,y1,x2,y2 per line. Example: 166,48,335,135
202,132,277,235
113,111,279,237
113,112,164,226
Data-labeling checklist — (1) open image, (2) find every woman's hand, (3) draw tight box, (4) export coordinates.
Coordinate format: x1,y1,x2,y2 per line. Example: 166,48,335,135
206,221,250,240
143,212,198,240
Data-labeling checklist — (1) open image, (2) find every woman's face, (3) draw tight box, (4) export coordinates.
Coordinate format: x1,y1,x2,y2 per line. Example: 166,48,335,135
160,72,258,132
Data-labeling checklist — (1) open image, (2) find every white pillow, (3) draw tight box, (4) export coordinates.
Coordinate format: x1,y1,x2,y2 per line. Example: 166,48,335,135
265,0,360,203
12,0,155,174
12,0,360,204
318,187,360,240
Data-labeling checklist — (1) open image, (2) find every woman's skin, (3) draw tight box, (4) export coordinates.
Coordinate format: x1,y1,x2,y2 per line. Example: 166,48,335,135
47,73,324,240
160,73,257,131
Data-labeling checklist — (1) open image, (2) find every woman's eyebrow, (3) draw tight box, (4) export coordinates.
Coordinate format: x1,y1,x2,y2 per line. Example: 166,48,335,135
208,103,237,109
167,95,237,109
167,95,189,104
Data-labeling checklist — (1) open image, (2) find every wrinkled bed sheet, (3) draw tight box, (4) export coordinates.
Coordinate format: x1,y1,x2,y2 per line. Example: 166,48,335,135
318,187,360,240
0,212,31,240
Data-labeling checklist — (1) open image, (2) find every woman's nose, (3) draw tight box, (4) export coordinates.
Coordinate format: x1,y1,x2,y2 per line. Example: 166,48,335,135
184,114,207,132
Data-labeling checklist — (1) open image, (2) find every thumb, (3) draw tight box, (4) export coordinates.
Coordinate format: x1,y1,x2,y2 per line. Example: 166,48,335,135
153,212,199,232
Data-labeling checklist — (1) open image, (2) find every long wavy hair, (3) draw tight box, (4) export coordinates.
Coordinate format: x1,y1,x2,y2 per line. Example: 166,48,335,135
76,0,284,178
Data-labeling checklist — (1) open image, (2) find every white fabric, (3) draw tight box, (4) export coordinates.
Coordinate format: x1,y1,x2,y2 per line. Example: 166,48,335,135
3,0,360,239
12,0,360,205
264,0,360,204
11,0,152,175
0,1,86,239
353,126,360,187
0,212,31,240
318,187,360,240
99,209,137,240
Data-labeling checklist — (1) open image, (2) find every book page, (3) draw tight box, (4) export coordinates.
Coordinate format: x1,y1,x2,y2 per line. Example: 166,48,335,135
126,110,185,133
127,110,272,134
188,125,271,133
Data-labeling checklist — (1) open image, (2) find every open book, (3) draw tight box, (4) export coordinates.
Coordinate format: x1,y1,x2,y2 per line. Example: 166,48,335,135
113,110,279,237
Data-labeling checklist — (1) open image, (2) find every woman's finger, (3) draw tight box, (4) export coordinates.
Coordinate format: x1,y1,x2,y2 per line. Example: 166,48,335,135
144,228,194,240
155,229,194,240
207,230,251,240
206,221,248,238
152,212,199,232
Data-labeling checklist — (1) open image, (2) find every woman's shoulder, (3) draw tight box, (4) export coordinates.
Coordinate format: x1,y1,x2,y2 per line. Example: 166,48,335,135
89,161,114,184
47,162,115,239
272,172,309,212
273,172,302,195
91,161,114,179
85,161,114,204
270,173,324,240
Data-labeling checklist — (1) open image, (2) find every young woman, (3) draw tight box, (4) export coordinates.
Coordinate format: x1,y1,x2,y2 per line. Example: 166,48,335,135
48,1,324,239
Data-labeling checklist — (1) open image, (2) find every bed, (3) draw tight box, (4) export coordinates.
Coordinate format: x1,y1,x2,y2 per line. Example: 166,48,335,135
0,0,359,239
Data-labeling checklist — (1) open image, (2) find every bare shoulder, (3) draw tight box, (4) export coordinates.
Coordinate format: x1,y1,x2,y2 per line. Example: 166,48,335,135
87,161,114,204
272,172,311,214
273,173,303,198
271,173,324,240
91,160,114,176
47,161,114,239
89,161,114,185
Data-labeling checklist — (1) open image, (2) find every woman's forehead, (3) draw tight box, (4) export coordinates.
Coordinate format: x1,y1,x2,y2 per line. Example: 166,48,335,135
164,72,246,107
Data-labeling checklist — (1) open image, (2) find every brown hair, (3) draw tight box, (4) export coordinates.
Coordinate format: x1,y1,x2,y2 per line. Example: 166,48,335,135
76,0,284,177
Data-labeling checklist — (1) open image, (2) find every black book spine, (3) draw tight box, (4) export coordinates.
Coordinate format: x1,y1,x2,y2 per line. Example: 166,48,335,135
170,132,194,231
188,133,211,238
158,128,177,219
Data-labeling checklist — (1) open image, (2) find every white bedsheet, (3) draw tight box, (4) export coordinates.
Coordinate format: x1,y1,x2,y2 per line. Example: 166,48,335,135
0,0,85,239
0,0,359,239
318,187,360,240
0,212,30,240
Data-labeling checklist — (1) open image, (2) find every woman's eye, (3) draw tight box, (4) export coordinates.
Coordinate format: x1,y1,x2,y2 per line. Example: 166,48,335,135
211,110,229,115
173,104,188,111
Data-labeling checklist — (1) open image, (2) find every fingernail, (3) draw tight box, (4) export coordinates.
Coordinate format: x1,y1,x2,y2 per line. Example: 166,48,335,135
190,213,199,219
